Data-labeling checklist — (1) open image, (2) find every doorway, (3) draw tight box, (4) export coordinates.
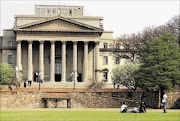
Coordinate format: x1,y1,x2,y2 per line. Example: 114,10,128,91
55,57,61,82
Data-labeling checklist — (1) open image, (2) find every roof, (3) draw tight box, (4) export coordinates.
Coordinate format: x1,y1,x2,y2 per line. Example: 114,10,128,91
13,16,103,34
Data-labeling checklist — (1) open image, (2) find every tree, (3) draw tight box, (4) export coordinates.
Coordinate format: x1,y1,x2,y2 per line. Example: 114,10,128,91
111,60,140,91
112,15,179,60
0,62,22,89
87,80,105,91
135,33,180,96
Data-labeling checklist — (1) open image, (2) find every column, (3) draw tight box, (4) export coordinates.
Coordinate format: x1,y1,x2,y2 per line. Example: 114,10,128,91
73,41,78,82
95,41,99,81
28,41,33,81
50,41,55,82
16,40,22,70
61,41,66,82
39,40,44,80
83,41,88,82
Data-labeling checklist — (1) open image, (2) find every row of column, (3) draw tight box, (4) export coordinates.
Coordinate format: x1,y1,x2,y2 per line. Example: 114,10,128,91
16,40,100,82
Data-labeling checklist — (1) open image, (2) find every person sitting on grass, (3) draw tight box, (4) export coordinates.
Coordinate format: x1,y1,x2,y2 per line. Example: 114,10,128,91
139,102,146,113
120,102,128,113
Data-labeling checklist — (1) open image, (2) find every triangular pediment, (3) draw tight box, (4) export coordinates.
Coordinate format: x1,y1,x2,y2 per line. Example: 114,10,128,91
14,16,103,32
27,19,91,31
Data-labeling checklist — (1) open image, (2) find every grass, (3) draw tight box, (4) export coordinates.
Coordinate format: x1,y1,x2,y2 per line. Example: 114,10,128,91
0,108,179,121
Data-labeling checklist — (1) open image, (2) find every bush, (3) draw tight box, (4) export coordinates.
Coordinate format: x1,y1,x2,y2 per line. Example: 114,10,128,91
0,62,22,88
87,80,105,90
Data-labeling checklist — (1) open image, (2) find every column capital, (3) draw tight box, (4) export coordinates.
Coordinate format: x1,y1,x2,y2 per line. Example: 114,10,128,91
83,41,89,44
72,41,78,44
27,40,33,44
17,40,22,43
39,40,44,44
61,41,67,44
50,41,55,44
95,41,100,45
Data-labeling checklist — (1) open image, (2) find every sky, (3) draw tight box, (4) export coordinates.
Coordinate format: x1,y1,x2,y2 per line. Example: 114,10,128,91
0,0,179,38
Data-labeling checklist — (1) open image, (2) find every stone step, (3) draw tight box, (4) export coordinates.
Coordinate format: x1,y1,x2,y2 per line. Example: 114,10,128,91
21,81,118,89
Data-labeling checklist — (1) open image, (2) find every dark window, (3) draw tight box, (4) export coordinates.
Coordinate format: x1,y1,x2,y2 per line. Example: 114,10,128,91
69,9,72,15
116,43,120,49
8,41,13,47
8,55,12,64
103,72,108,81
104,43,108,48
103,56,108,65
53,9,56,13
115,57,120,64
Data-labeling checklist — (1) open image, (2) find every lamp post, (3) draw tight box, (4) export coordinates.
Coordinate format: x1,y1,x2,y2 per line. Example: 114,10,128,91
70,72,78,90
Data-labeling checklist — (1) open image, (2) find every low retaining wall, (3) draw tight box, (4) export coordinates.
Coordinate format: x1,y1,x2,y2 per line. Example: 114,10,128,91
0,91,45,108
0,89,179,109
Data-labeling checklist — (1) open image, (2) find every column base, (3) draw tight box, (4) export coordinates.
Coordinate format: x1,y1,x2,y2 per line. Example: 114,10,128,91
72,80,78,83
61,79,66,82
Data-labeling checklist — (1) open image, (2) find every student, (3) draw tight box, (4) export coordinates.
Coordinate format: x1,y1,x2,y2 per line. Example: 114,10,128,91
120,102,128,113
162,91,167,113
126,108,140,113
139,102,146,113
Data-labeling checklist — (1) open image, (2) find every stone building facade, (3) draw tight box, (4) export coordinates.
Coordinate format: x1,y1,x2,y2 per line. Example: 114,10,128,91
0,5,130,88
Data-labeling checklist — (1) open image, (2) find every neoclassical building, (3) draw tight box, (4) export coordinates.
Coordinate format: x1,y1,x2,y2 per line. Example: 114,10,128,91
0,5,128,88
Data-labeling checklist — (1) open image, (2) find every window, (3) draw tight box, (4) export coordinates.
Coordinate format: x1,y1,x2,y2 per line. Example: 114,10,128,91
53,9,56,13
103,43,108,48
69,9,72,15
47,9,51,15
103,56,108,65
8,55,12,64
116,43,120,49
8,41,13,47
103,72,108,81
115,57,120,64
55,63,61,74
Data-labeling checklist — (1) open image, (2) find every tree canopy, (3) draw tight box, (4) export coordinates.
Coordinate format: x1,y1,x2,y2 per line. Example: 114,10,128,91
135,33,180,93
0,62,22,88
111,60,140,90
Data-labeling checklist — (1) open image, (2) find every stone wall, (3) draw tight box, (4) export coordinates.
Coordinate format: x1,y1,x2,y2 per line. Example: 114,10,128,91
69,91,160,108
0,91,45,108
0,90,179,109
166,91,180,109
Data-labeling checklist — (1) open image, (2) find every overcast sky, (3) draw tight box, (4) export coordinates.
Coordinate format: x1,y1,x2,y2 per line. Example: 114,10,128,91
0,0,179,37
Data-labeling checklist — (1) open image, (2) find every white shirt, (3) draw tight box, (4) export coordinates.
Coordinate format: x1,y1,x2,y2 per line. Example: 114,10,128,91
162,94,167,103
120,104,127,111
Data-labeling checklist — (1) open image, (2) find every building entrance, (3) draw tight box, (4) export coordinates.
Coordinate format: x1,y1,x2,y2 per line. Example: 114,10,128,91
55,57,61,81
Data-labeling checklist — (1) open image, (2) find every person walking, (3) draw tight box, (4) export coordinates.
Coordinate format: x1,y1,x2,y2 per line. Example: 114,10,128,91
162,91,167,113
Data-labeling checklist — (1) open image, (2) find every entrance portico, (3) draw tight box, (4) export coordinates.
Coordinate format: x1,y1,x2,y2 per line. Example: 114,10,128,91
14,16,103,84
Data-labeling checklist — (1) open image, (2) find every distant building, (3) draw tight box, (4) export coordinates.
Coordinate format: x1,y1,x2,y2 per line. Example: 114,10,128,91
0,5,130,88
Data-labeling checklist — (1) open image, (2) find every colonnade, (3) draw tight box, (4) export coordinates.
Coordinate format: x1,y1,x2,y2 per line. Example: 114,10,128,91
16,40,100,82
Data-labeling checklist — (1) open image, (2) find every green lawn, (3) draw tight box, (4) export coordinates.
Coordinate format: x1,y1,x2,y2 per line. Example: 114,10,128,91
1,109,179,121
